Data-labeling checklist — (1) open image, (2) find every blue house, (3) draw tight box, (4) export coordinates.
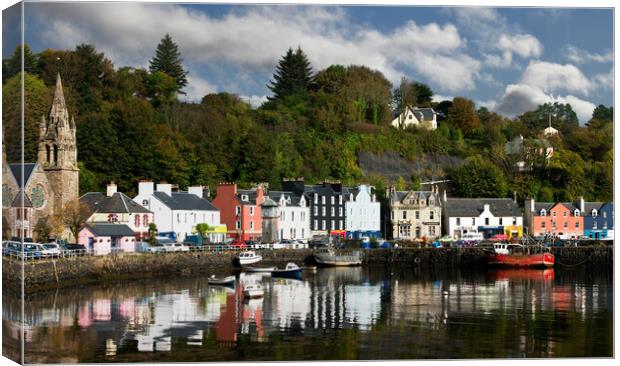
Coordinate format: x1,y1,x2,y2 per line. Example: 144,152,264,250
583,202,613,240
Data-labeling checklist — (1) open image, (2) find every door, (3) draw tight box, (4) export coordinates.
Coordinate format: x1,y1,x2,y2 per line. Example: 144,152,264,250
88,237,94,251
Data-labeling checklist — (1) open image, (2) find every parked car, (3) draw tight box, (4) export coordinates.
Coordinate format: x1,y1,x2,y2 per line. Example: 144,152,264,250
61,243,87,256
183,235,203,247
41,243,62,258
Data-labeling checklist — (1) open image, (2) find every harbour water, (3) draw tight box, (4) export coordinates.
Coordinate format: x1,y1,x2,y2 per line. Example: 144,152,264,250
2,265,613,363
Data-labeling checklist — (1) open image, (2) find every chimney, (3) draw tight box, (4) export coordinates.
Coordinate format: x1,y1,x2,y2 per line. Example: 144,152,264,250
527,198,535,213
106,181,117,197
188,185,203,199
203,186,211,198
138,181,154,196
483,204,490,213
156,183,172,196
579,196,585,212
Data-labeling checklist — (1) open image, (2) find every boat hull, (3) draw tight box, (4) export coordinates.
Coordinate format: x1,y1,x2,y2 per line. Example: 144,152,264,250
486,252,555,268
271,269,302,279
207,275,236,285
314,252,363,267
243,266,276,273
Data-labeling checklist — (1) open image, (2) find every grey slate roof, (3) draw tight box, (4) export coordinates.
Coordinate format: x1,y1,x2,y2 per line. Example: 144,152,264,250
261,197,278,207
411,107,436,122
444,198,521,217
534,202,580,212
153,191,218,211
84,223,135,237
81,192,151,214
11,190,33,208
9,163,36,188
237,189,258,204
391,190,436,203
268,190,304,206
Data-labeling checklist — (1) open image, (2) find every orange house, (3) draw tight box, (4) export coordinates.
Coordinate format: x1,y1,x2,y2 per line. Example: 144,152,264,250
212,183,264,241
526,201,584,239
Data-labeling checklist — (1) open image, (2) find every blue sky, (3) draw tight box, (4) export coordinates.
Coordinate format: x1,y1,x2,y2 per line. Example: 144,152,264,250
3,2,614,123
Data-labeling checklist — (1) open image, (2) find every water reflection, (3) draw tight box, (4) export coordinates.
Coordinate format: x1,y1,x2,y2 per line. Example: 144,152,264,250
2,266,612,362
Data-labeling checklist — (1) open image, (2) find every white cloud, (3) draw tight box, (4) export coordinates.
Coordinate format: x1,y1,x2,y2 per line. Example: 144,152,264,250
180,74,217,102
520,60,593,95
29,3,481,93
594,68,613,90
494,83,595,124
564,45,613,65
432,94,453,103
498,34,543,58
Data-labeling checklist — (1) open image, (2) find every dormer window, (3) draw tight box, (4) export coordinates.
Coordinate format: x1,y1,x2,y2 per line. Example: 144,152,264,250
592,209,598,217
350,193,354,202
574,209,580,217
241,194,248,201
142,199,149,207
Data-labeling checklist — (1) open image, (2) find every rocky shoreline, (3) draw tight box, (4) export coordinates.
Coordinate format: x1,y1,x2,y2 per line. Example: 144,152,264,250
2,246,612,294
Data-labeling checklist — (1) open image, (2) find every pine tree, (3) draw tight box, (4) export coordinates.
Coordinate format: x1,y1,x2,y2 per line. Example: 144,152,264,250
267,47,313,101
2,44,38,82
149,34,188,94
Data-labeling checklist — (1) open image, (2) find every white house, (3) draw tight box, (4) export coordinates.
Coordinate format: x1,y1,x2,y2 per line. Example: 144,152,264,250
442,193,523,240
344,184,381,239
81,182,154,240
268,190,311,242
133,181,224,242
391,106,438,130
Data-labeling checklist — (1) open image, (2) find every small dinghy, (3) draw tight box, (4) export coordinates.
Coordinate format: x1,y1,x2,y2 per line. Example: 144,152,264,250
243,284,264,298
243,266,276,273
271,262,302,279
207,275,235,286
234,251,263,267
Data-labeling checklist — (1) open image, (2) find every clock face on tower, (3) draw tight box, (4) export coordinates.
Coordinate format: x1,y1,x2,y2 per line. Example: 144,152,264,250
31,185,46,208
2,185,12,208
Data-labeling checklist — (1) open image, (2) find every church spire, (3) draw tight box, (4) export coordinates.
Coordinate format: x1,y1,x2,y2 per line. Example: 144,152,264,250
49,73,68,127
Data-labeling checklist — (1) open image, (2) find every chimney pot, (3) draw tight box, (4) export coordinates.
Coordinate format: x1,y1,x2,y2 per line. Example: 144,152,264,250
106,182,117,197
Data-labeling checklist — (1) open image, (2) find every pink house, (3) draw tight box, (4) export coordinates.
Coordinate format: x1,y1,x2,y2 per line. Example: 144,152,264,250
78,223,136,255
212,183,265,241
524,199,584,239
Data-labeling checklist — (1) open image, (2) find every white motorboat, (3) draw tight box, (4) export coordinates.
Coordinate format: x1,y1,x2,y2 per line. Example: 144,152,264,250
207,275,235,286
234,251,263,266
243,266,276,273
243,284,264,298
314,248,363,266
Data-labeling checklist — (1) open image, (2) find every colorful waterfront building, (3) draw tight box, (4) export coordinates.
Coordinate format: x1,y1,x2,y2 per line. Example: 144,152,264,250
211,183,264,241
442,194,523,240
583,202,614,240
81,182,153,240
388,186,442,241
134,181,223,242
523,198,584,239
343,184,381,239
268,190,310,241
78,223,136,255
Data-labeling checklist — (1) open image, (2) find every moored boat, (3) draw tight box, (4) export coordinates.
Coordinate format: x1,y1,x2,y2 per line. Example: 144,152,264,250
243,265,276,273
207,275,236,286
243,284,264,298
314,248,363,267
485,243,554,268
234,251,263,267
271,262,303,278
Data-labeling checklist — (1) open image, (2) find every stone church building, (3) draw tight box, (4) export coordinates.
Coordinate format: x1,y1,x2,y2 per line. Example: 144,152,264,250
2,73,79,240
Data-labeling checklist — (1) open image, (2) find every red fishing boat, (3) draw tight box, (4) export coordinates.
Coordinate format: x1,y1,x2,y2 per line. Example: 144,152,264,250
485,243,554,268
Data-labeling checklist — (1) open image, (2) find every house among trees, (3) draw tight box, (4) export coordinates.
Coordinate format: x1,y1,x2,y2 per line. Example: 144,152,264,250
390,106,438,130
442,194,523,240
134,181,223,242
504,135,553,172
2,73,79,241
81,182,153,240
387,186,442,241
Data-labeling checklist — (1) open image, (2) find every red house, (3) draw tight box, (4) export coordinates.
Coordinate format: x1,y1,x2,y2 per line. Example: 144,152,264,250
212,183,264,241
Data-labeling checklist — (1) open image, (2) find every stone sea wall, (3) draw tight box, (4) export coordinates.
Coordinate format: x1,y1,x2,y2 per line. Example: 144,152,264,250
2,246,612,293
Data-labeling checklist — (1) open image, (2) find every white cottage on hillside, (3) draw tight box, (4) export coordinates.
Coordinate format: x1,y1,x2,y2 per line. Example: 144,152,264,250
134,181,224,242
344,184,381,239
268,190,310,241
391,106,438,130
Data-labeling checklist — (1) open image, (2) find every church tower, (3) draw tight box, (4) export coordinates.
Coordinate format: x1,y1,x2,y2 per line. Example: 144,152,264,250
38,73,79,212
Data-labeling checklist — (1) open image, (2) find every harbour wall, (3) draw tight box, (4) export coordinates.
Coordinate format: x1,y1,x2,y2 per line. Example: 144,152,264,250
2,246,612,293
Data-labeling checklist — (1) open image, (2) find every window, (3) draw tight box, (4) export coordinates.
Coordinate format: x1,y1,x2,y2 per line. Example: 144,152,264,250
331,207,335,216
472,218,475,225
301,212,305,221
540,209,546,216
602,211,607,218
563,211,567,217
552,221,556,229
322,207,326,216
314,193,318,204
415,211,420,220
541,221,546,228
135,215,140,227
429,225,436,236
292,212,295,221
314,220,318,229
456,218,461,225
499,218,503,225
322,220,326,230
430,211,434,220
575,221,580,228
236,206,241,215
563,221,568,229
250,221,254,229
331,196,335,205
391,211,394,220
314,206,318,216
241,194,248,201
302,229,305,238
144,215,149,226
250,207,254,216
403,211,407,220
331,221,335,230
485,218,490,225
552,211,556,217
282,212,286,221
177,213,181,223
513,217,517,225
236,220,241,229
592,209,598,217
322,196,326,205
603,221,607,229
593,222,597,229
575,209,580,217
339,207,343,216
339,195,343,204
339,220,343,230
142,199,149,206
